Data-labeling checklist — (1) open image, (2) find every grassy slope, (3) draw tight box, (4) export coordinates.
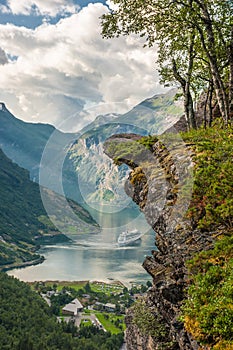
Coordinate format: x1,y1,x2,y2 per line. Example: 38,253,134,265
181,124,233,349
0,148,98,268
0,148,65,267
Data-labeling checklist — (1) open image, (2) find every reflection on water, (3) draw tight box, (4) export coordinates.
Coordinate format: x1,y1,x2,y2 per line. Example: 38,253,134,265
8,206,156,285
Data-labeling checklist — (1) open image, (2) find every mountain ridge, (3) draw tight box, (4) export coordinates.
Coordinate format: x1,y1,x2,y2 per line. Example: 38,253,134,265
0,147,99,269
0,90,182,207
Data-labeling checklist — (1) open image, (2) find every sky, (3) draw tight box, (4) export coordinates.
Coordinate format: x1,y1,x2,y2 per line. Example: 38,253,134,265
0,0,166,132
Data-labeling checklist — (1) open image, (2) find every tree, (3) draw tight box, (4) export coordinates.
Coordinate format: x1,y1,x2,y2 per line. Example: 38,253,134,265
84,282,91,293
101,0,233,126
189,0,232,123
17,335,34,350
157,23,198,129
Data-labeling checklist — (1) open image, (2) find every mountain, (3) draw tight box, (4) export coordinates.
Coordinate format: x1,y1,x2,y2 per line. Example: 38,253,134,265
0,102,78,198
0,148,99,269
0,102,62,178
0,90,182,207
68,89,183,205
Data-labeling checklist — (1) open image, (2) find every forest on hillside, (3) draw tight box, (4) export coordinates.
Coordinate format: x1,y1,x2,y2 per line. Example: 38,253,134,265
0,273,124,350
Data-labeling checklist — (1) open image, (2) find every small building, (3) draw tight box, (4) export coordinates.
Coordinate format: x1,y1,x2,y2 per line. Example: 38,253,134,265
104,303,116,312
62,298,83,316
93,302,105,311
82,294,91,299
46,290,56,297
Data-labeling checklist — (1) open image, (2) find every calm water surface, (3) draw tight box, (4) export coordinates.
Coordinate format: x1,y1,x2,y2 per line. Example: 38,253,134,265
8,206,156,285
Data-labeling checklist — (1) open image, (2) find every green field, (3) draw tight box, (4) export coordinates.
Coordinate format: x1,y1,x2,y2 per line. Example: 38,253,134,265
95,313,125,334
29,280,88,291
29,280,124,294
80,319,92,327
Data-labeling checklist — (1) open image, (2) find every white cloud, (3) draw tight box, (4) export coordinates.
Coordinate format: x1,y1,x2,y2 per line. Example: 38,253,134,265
5,0,79,16
0,3,166,131
105,0,119,11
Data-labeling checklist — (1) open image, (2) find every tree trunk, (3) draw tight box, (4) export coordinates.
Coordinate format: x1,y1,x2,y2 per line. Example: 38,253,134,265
186,30,197,129
194,0,229,124
187,89,196,129
210,61,229,123
172,62,191,129
183,86,191,129
208,80,214,127
229,26,233,117
204,88,209,128
172,32,197,131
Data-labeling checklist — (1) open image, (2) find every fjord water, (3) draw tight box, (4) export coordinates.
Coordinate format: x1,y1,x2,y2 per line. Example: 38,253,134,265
8,205,155,285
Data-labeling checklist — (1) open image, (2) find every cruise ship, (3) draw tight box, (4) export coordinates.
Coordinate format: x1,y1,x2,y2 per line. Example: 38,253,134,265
117,229,142,246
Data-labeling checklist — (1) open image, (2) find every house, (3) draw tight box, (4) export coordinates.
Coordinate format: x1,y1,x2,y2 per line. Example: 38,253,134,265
46,290,56,297
82,294,90,299
62,298,83,316
93,302,105,311
104,303,116,312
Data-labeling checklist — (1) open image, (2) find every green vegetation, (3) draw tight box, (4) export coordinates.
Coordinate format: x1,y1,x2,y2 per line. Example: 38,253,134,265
0,272,124,350
0,148,98,269
95,313,125,334
132,300,174,349
77,325,124,350
116,93,183,133
28,280,152,338
182,236,233,349
183,124,233,230
0,148,62,267
107,125,233,348
37,280,132,314
30,280,124,295
137,135,158,150
80,319,92,327
0,272,74,350
105,135,159,166
180,125,233,349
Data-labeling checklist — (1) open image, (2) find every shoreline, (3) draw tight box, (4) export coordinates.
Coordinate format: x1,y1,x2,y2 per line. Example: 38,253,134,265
1,255,45,272
0,232,71,273
26,279,127,288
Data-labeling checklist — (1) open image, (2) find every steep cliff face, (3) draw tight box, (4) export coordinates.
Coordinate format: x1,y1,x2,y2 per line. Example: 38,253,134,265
104,133,217,350
69,129,130,206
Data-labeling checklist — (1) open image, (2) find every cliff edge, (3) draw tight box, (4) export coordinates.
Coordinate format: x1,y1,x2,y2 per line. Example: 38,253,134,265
104,128,232,349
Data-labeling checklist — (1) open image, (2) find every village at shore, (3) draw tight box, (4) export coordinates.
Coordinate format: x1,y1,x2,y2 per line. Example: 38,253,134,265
29,279,152,335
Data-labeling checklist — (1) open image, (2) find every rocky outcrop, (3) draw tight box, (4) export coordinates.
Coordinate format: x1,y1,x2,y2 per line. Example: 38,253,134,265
104,133,216,350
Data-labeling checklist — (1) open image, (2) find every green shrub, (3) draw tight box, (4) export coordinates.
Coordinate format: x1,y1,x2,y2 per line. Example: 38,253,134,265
182,236,233,348
183,124,233,230
132,300,167,339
